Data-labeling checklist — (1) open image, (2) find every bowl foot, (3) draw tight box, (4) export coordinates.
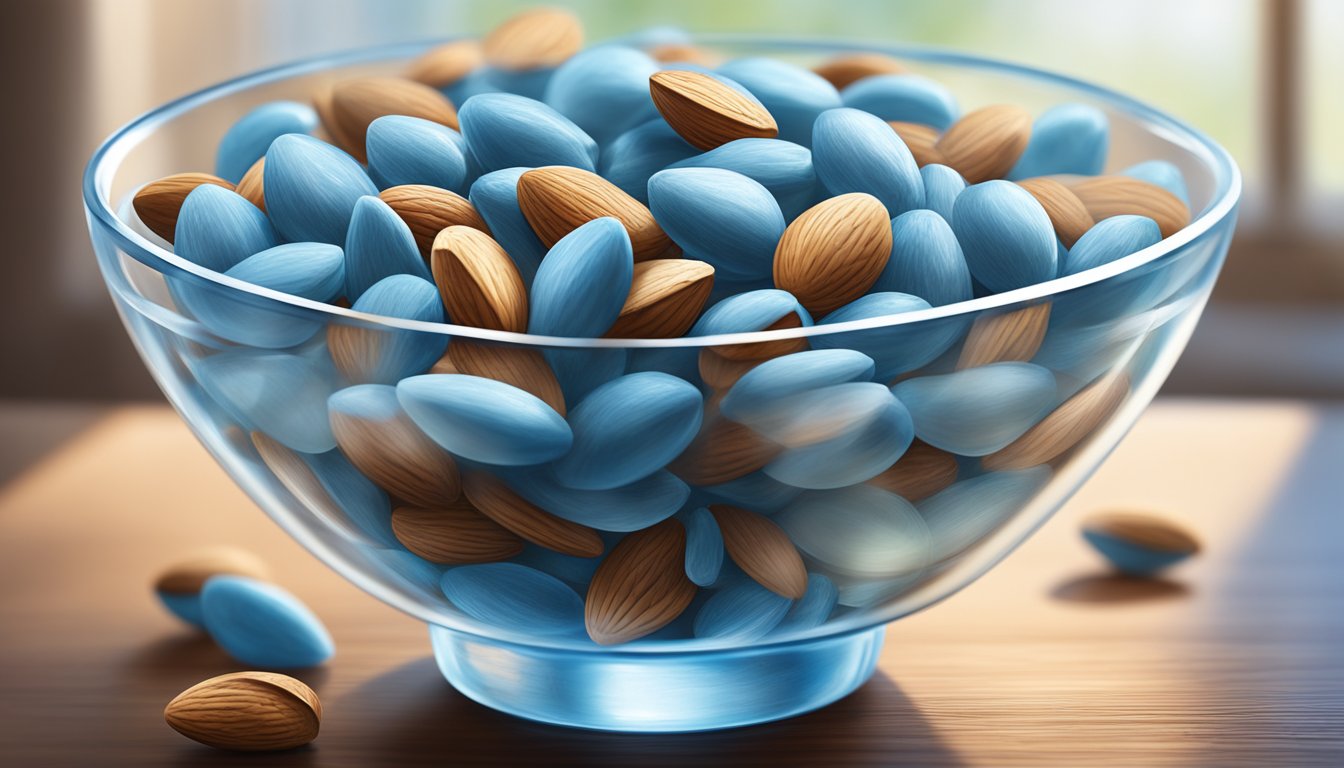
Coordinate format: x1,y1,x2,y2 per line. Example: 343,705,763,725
428,624,886,732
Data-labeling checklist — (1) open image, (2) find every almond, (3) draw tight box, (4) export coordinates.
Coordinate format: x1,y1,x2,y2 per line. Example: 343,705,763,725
1067,175,1191,238
391,502,524,564
649,70,778,151
957,302,1052,369
773,193,892,316
812,52,906,90
405,38,483,88
866,441,959,502
889,121,944,167
329,76,459,163
429,351,461,374
648,43,721,68
585,519,695,645
669,412,781,486
483,7,583,71
710,505,807,599
154,547,270,595
380,185,490,258
235,158,266,213
461,470,603,558
517,166,672,262
1081,510,1200,554
606,259,715,338
133,173,235,243
430,226,528,332
1016,177,1094,248
164,671,320,752
329,401,462,508
448,340,566,416
711,311,810,362
935,104,1032,184
698,349,762,390
984,372,1130,471
312,84,359,154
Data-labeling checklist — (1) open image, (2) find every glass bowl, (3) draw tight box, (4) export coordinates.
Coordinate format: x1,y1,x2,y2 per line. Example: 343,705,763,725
83,35,1239,732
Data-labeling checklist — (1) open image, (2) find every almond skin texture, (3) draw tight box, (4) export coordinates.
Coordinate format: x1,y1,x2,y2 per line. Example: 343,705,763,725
431,226,529,332
133,173,235,243
164,671,321,752
1067,176,1191,238
649,70,778,151
155,547,270,595
867,441,959,502
698,349,762,390
235,158,267,212
448,340,566,416
710,505,808,599
1082,511,1200,554
984,372,1130,471
391,502,524,564
405,39,484,88
585,519,695,645
710,312,810,362
812,52,907,90
936,105,1032,184
312,84,359,154
669,412,782,486
774,193,893,316
517,166,672,262
1016,177,1094,248
889,121,944,167
329,404,462,508
957,302,1053,369
380,185,490,257
461,470,603,557
329,76,459,162
483,7,583,71
606,259,715,338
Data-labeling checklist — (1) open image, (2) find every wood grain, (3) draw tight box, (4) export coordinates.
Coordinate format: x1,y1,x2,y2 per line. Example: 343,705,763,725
1,401,1342,766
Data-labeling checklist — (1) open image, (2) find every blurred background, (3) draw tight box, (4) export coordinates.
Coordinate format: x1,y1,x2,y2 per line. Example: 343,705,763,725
2,0,1341,402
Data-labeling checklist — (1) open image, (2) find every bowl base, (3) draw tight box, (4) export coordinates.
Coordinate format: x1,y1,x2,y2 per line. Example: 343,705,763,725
428,625,886,732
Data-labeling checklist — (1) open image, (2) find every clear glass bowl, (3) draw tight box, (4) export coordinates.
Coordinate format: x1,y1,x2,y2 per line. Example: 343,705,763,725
83,35,1240,732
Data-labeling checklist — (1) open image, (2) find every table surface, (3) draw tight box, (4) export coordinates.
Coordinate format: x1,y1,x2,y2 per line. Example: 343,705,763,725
1,399,1342,767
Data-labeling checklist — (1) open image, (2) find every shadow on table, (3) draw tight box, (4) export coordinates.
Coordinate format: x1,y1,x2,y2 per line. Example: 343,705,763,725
332,656,964,767
123,631,332,692
1050,572,1190,604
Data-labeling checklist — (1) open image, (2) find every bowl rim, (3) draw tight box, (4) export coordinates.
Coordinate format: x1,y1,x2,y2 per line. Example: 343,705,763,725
83,34,1241,351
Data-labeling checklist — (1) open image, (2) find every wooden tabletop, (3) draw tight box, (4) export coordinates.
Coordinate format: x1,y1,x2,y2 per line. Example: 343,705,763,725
1,399,1342,766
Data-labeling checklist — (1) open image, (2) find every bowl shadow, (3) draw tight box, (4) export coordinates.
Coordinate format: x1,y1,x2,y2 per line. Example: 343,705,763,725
1050,571,1191,604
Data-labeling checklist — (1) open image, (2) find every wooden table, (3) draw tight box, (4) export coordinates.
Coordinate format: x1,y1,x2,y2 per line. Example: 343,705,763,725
1,400,1341,766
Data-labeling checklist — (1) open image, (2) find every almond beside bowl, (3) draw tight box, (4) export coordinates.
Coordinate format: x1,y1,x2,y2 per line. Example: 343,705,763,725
83,34,1239,732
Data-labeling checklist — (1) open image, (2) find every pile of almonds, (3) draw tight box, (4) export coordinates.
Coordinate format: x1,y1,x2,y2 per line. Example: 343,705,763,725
130,7,1201,649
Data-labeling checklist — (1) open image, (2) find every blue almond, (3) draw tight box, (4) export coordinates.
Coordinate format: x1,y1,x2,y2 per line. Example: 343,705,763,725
648,167,786,283
721,348,876,424
812,292,965,381
689,288,812,338
193,349,339,453
684,507,725,587
775,572,839,634
952,180,1058,293
173,184,278,273
458,92,599,174
335,274,446,385
777,485,932,579
528,217,633,337
764,389,914,490
919,164,967,223
918,467,1053,563
397,374,572,466
543,46,660,145
878,209,972,306
598,118,698,203
440,562,584,636
469,168,550,288
343,195,432,301
693,579,792,642
813,107,925,217
215,100,318,184
200,575,334,668
1009,103,1110,180
264,133,378,245
716,57,842,148
893,362,1058,456
840,73,960,131
1063,214,1163,276
669,138,819,220
502,468,689,532
365,115,469,193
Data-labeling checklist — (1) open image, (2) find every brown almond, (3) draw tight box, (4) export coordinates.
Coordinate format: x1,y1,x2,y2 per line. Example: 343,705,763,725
164,671,321,752
935,105,1032,184
154,547,270,595
773,193,892,316
669,411,781,486
462,470,603,558
984,372,1130,471
327,324,412,385
1081,511,1200,555
431,226,528,332
812,52,906,90
710,505,807,599
698,349,762,390
957,302,1052,369
889,121,944,167
133,173,235,243
391,502,524,564
312,84,359,153
606,259,715,338
517,166,672,262
235,158,266,213
711,311,810,362
380,185,490,257
1016,177,1094,248
1067,176,1191,238
405,38,483,88
648,43,720,67
448,340,566,416
585,519,695,645
329,76,459,163
867,441,959,502
429,350,461,375
483,7,583,71
329,401,462,508
650,70,778,151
